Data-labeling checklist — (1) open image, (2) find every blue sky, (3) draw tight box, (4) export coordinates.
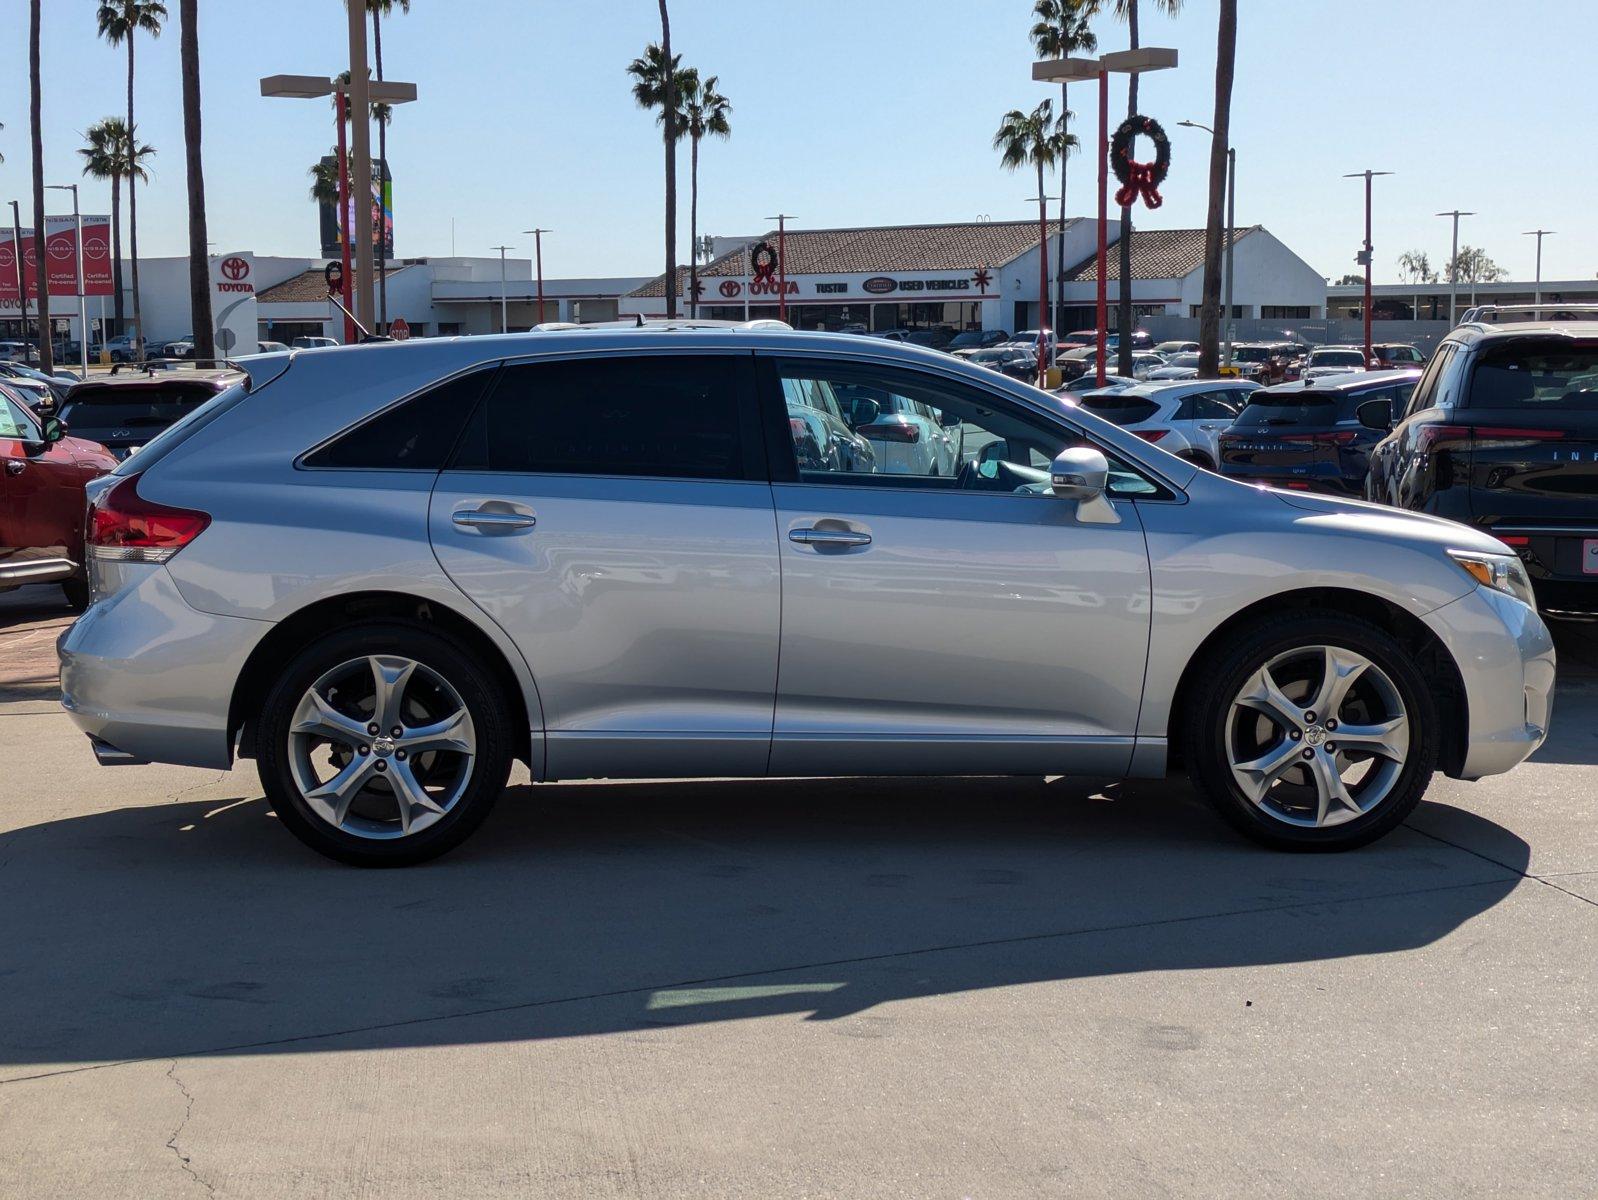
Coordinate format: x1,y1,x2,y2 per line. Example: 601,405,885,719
1,0,1592,285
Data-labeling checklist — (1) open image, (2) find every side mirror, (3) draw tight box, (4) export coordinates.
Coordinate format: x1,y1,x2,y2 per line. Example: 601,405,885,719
1357,398,1393,431
1051,446,1120,524
848,397,880,428
938,410,962,428
41,415,66,444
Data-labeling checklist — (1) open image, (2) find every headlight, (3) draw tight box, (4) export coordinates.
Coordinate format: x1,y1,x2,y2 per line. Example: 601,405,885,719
1449,550,1537,609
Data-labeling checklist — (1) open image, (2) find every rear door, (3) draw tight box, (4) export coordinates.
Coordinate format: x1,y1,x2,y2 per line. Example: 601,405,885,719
428,351,782,780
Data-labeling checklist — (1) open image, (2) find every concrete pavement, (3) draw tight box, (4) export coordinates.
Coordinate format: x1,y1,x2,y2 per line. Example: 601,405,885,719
2,584,1596,1197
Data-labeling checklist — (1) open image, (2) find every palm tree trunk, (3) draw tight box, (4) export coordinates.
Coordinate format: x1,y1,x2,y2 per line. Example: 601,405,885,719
126,36,144,361
1056,79,1067,334
689,134,700,318
180,0,214,361
29,0,51,373
1116,0,1138,378
110,174,124,330
374,7,388,328
1198,0,1236,377
659,0,677,317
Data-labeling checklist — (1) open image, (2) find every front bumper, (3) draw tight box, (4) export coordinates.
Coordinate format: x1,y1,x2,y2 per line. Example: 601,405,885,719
58,563,271,769
1422,585,1556,780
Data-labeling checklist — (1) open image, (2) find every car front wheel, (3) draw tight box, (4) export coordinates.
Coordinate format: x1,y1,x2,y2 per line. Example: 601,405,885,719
1184,611,1438,851
255,623,513,866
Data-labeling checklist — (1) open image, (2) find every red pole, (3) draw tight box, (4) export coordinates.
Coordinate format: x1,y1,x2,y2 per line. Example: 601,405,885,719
1095,68,1109,387
1038,192,1049,388
335,95,354,344
535,230,545,323
1363,171,1373,365
777,216,787,324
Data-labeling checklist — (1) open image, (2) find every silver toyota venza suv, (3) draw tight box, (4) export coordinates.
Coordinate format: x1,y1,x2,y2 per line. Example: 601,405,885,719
59,331,1555,866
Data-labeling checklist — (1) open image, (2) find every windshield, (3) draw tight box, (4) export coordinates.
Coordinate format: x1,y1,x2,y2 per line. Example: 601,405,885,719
61,386,217,429
1233,391,1339,427
1165,354,1200,368
947,332,986,348
1311,350,1364,367
1233,346,1271,362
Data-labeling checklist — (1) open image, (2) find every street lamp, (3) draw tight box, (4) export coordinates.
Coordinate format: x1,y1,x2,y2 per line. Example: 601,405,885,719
1034,47,1178,386
1523,229,1555,306
46,183,88,374
1435,209,1474,325
260,73,416,341
492,245,513,332
1343,169,1393,365
1024,194,1054,388
1178,120,1235,368
522,228,551,324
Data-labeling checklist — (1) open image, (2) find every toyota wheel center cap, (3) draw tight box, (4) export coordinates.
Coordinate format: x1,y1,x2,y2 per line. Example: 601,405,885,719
1303,726,1327,747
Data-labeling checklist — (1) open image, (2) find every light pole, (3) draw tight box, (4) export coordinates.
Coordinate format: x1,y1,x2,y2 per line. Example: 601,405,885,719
1523,229,1555,306
260,74,416,340
1435,209,1474,325
493,245,513,332
1024,194,1053,387
45,184,88,375
522,228,550,324
1178,120,1235,368
1033,48,1178,387
1343,170,1393,365
765,213,794,324
7,200,27,345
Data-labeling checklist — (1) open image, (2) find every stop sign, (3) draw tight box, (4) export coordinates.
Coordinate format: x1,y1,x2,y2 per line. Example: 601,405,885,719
389,316,411,341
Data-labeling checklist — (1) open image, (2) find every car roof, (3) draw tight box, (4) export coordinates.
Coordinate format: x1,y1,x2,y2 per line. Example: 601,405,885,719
1447,320,1598,346
1256,368,1421,396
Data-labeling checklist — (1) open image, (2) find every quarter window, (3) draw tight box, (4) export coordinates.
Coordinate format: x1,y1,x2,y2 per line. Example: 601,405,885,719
304,369,493,470
450,355,749,480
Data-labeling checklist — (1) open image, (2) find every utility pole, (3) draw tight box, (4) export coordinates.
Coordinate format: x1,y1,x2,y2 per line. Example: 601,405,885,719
1344,170,1392,365
1435,209,1474,325
1523,229,1555,306
493,245,513,332
346,2,375,331
765,213,794,324
523,228,550,323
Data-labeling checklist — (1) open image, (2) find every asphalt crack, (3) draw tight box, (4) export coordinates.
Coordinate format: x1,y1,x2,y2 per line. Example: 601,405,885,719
1404,821,1598,910
164,1060,215,1196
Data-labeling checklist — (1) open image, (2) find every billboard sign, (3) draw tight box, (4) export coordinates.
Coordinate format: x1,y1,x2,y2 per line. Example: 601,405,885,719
45,217,80,295
207,251,258,357
318,158,393,260
0,229,22,310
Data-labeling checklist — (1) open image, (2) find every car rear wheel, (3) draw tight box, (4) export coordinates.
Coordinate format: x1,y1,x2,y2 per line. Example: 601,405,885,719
256,623,513,866
1183,611,1437,851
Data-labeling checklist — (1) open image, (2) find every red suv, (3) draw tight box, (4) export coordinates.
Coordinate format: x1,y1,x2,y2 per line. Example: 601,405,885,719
0,382,118,609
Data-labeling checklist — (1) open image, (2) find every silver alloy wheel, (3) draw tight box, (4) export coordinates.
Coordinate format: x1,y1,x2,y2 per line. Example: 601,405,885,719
1224,644,1410,829
287,655,477,840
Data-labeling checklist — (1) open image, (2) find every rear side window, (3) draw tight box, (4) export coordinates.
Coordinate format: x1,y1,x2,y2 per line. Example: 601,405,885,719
303,369,493,470
1234,391,1338,427
1466,341,1598,410
449,354,749,480
1079,394,1160,425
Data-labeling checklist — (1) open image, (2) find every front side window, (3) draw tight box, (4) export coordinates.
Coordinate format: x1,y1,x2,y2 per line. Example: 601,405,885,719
0,393,37,440
451,354,749,480
1465,340,1598,410
771,358,1164,498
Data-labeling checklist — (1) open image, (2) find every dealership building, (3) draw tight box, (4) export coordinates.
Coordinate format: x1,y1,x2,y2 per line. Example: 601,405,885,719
622,218,1327,334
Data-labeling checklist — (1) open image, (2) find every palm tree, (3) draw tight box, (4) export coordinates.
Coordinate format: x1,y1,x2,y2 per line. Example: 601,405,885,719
365,0,409,326
1106,0,1181,377
1030,0,1097,333
30,0,51,371
994,100,1073,378
309,154,348,207
1197,0,1234,377
179,0,212,361
626,3,681,315
682,74,731,318
78,118,151,332
96,1,167,361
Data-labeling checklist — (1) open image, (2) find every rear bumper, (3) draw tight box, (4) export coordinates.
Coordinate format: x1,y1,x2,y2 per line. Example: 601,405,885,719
1422,585,1555,780
1217,462,1361,495
58,564,270,769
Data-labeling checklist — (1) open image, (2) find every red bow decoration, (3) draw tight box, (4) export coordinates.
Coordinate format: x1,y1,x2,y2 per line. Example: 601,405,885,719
1115,161,1164,210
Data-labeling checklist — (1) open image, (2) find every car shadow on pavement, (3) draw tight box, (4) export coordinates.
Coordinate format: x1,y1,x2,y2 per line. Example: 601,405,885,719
0,774,1529,1074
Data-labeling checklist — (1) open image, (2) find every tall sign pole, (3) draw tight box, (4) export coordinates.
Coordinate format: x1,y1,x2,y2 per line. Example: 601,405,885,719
1344,170,1391,365
347,2,376,332
766,213,794,324
335,94,355,343
523,228,551,323
1523,229,1554,307
1435,209,1473,325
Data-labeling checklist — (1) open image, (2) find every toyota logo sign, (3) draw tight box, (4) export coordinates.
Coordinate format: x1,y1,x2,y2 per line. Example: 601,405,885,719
719,279,742,298
221,257,250,281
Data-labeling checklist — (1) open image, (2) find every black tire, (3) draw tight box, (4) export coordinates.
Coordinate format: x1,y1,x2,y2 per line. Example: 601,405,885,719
61,576,89,612
256,622,513,867
1182,610,1438,852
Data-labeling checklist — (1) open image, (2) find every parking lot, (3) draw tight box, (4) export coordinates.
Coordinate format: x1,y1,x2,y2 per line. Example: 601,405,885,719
0,584,1593,1197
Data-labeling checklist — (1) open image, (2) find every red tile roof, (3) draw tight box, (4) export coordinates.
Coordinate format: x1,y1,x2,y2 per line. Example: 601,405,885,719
1062,225,1258,283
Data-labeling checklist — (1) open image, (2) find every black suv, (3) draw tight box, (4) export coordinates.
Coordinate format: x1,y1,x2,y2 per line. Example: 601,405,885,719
1217,370,1420,495
1365,322,1598,610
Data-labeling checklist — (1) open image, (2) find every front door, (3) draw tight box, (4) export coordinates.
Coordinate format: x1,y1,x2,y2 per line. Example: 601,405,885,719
760,355,1156,778
0,393,83,579
429,351,781,780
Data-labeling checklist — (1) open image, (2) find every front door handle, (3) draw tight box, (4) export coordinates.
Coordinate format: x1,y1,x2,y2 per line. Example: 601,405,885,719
4,460,22,476
789,527,871,547
452,508,537,531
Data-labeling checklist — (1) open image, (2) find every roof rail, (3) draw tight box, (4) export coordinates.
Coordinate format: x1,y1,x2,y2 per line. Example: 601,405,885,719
1458,302,1598,325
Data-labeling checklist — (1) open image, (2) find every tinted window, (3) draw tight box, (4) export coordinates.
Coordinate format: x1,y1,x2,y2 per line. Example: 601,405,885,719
0,394,37,439
60,384,216,430
1404,344,1454,418
1194,391,1243,419
451,355,746,479
1080,394,1161,425
1466,341,1598,410
1234,391,1339,428
305,369,493,470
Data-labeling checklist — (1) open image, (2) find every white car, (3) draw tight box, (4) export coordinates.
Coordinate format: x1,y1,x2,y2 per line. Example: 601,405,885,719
1130,352,1169,381
1058,373,1138,395
835,382,961,476
1147,352,1201,380
1152,340,1199,358
1072,379,1260,468
1302,347,1369,380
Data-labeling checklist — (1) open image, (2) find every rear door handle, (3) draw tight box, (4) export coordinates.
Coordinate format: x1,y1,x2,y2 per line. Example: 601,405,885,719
789,527,871,547
452,508,537,531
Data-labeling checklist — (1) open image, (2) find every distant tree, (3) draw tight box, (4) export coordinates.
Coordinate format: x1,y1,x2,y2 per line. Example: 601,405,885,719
1397,250,1438,284
308,153,349,206
994,99,1073,375
681,73,730,317
1197,0,1235,377
180,0,213,361
1447,245,1508,284
628,38,691,315
1030,0,1097,332
1334,273,1364,286
79,117,152,331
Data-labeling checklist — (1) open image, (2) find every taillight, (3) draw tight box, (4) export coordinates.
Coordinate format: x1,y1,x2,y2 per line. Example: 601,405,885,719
1414,424,1473,455
857,420,921,443
1134,429,1170,443
88,474,211,564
